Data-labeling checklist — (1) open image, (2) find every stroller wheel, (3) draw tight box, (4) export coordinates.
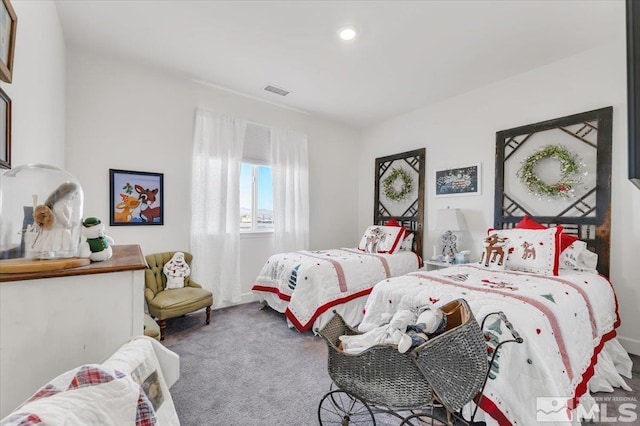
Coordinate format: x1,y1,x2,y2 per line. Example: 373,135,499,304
318,390,375,425
399,406,452,426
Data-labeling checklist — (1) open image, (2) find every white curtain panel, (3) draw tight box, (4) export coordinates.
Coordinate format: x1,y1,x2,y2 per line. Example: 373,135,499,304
271,127,310,253
190,108,247,305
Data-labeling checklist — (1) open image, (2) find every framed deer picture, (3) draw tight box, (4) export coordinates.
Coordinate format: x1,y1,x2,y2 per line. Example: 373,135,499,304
0,0,16,84
109,169,164,226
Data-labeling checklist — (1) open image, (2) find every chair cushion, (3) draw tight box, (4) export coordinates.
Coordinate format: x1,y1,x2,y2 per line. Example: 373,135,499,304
147,287,213,320
143,314,161,340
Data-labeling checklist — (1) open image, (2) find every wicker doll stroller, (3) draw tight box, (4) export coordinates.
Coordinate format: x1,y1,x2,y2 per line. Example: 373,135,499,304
316,299,522,425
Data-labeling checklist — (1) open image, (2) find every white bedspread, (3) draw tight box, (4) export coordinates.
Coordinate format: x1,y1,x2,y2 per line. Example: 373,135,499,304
252,248,421,332
359,265,632,426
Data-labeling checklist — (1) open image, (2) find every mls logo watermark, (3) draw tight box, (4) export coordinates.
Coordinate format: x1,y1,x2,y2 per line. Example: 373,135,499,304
537,396,638,423
537,397,572,422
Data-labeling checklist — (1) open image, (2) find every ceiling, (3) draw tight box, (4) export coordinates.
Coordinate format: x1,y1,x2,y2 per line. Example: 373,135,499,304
55,0,622,129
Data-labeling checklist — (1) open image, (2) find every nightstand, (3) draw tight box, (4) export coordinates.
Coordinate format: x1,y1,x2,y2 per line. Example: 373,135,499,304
423,260,455,271
423,260,474,271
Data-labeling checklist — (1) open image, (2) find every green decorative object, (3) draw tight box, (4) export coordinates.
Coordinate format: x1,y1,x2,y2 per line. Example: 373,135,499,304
541,293,556,303
517,145,583,199
382,168,413,202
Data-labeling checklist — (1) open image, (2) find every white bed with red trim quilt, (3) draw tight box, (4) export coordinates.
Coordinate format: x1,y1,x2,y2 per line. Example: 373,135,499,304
252,248,421,332
359,264,632,426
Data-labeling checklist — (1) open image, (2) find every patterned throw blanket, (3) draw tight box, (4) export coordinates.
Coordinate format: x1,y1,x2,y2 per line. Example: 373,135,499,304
1,365,156,426
359,265,629,426
253,248,421,332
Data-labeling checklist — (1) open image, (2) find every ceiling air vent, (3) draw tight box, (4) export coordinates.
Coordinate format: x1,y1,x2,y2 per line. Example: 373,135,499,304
264,85,290,96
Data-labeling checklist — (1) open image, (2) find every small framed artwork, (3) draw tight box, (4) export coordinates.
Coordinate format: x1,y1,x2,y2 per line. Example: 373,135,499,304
109,169,164,226
0,86,10,169
435,163,481,197
0,0,17,84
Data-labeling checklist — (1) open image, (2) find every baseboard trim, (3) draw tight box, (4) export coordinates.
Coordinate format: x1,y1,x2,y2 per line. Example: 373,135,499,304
214,292,259,310
617,335,640,356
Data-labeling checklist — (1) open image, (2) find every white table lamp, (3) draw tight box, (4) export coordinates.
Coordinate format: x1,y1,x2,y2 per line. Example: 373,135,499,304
435,208,467,258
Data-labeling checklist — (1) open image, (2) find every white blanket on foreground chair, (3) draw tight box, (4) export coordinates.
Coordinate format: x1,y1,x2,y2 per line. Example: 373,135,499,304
1,337,180,426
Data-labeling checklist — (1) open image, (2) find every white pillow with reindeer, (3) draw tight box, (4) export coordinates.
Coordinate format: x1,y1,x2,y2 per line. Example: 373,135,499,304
489,227,562,276
357,225,406,254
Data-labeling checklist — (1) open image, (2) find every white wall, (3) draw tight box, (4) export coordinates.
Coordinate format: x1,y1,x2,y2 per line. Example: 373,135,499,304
1,1,65,169
358,25,640,354
0,0,67,417
65,47,361,305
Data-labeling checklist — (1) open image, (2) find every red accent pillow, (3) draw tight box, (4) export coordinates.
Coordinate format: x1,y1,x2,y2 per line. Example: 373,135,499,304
385,218,401,227
385,218,412,238
560,234,579,252
515,215,546,230
515,215,578,252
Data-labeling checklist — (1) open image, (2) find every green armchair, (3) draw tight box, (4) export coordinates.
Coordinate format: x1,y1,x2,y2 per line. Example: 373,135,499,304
145,251,213,340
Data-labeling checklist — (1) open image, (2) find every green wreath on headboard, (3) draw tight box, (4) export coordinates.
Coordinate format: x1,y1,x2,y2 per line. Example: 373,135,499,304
517,145,584,199
383,168,413,202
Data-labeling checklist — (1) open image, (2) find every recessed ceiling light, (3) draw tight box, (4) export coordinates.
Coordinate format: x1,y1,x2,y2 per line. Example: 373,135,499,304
338,26,358,41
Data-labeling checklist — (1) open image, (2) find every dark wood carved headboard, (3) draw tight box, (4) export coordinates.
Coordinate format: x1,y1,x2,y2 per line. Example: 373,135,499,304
494,107,613,276
374,148,426,260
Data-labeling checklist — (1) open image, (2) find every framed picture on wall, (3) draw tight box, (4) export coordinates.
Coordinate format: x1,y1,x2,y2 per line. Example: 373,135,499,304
0,0,17,84
435,163,481,197
0,87,10,169
109,169,164,226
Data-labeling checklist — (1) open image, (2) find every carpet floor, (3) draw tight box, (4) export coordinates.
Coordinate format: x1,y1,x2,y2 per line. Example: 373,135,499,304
163,302,332,425
163,303,638,426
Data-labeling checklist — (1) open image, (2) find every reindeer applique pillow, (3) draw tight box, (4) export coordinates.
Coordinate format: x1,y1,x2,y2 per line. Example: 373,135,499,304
478,232,510,271
358,225,406,254
489,227,563,276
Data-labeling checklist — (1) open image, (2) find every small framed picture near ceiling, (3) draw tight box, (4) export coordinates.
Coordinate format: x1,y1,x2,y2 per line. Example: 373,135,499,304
109,169,164,226
435,163,481,197
0,87,10,169
0,0,16,84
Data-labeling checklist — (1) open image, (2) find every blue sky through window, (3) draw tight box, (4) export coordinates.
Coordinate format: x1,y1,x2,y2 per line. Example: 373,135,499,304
240,163,273,230
257,165,273,211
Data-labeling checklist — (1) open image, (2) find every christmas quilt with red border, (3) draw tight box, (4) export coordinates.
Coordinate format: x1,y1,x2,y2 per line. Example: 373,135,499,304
252,248,421,332
359,264,626,426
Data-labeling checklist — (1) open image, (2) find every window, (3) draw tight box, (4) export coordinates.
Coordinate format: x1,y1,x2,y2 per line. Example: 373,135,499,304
240,163,273,231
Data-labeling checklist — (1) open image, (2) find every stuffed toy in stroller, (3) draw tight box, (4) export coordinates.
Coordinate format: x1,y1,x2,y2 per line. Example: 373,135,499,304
337,306,446,355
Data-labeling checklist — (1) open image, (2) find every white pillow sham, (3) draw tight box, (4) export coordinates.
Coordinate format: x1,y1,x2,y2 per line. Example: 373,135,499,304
559,240,598,272
358,225,406,254
490,227,562,276
399,232,414,251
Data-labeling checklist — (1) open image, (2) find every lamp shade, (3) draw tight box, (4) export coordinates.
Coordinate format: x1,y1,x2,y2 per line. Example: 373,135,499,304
435,208,467,231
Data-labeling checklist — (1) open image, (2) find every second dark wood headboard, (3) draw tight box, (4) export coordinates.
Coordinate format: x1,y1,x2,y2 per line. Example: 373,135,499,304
374,148,426,260
494,107,612,276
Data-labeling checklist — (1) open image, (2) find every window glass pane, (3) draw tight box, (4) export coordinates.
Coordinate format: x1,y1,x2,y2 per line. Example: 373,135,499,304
256,166,273,229
239,163,252,229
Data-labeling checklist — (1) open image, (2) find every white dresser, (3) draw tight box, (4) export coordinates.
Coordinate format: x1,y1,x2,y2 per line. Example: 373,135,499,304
0,245,147,418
